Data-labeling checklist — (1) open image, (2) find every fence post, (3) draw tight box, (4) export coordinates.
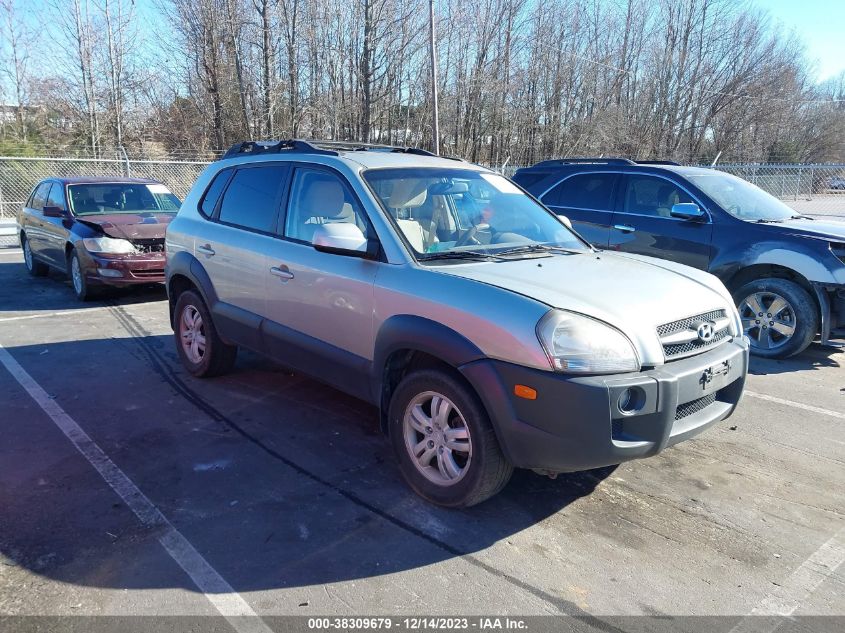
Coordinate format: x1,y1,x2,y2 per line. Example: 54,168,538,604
118,146,131,178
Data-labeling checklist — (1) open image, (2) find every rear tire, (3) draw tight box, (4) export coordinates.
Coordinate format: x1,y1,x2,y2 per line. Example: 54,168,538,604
388,368,513,507
734,278,818,359
174,290,237,377
22,235,48,277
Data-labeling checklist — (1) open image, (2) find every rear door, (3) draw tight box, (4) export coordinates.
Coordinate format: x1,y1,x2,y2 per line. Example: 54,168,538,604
539,172,619,247
608,173,713,270
22,181,53,259
190,163,290,350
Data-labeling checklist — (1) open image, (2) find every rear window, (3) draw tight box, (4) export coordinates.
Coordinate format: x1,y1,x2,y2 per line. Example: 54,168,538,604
511,172,549,190
217,165,288,233
543,173,616,211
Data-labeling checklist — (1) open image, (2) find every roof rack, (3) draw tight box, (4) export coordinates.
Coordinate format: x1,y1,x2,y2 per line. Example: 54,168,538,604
635,160,681,166
222,138,463,161
532,157,636,168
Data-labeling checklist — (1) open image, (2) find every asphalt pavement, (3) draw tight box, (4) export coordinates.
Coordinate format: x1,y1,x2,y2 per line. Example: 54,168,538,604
0,247,842,628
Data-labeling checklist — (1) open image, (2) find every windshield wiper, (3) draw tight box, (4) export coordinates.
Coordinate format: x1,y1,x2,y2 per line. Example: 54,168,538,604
755,218,784,224
495,243,583,256
790,214,814,220
418,251,500,262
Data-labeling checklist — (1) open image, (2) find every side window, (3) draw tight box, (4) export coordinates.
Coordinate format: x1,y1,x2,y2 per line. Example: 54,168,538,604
623,175,693,218
543,173,617,211
284,169,369,243
217,165,288,232
199,168,232,217
30,182,52,211
46,183,67,210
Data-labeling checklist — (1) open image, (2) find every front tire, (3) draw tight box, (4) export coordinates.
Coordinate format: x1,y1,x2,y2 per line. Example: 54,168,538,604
68,249,99,301
22,235,48,277
388,369,513,507
173,290,237,377
734,278,818,359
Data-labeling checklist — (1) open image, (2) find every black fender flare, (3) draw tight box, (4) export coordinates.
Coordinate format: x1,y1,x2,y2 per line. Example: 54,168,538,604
372,314,486,406
165,250,219,328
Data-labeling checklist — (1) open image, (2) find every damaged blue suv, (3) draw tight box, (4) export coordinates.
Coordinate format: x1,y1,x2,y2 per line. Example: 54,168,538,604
513,159,845,358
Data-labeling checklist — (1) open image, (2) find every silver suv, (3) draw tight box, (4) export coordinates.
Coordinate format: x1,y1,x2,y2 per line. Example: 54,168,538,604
165,140,749,507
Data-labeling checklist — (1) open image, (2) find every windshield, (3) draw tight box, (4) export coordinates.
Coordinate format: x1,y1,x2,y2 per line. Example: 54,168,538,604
68,183,181,216
363,168,589,260
686,172,798,222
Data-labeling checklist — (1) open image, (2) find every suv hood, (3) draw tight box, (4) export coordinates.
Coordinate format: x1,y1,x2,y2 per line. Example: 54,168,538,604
435,250,738,366
772,218,845,241
75,213,173,240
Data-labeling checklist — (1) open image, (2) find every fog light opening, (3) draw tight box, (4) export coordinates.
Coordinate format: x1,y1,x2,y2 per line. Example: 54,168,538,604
618,387,646,415
97,268,123,278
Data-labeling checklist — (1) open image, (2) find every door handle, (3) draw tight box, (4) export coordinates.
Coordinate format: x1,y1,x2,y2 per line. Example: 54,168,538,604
270,265,294,280
197,244,215,256
613,224,636,233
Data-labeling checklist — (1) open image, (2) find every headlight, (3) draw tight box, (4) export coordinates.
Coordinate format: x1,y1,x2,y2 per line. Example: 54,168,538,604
82,237,137,254
536,310,640,374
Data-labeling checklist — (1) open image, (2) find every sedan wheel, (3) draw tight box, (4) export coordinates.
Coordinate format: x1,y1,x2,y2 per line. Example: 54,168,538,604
739,291,796,352
71,255,84,296
403,391,472,486
23,237,48,277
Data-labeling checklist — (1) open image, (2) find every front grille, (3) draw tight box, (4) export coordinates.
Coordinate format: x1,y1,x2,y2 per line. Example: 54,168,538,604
663,328,730,357
131,238,165,254
675,393,717,421
658,309,731,360
657,309,726,337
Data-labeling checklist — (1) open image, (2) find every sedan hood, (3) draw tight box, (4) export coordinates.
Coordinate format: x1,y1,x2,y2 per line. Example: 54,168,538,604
435,250,738,365
75,213,173,240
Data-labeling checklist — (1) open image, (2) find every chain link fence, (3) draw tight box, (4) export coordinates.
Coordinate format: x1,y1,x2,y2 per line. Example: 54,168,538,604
1,155,844,247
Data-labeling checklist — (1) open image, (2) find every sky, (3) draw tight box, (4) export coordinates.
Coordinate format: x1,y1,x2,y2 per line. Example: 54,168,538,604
752,0,845,82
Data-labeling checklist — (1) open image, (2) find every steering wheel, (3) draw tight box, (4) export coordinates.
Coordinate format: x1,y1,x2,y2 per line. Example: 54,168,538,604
454,225,480,247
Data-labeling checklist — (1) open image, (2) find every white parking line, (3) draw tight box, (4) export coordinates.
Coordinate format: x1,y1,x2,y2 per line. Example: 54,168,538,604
0,307,111,323
745,391,845,420
0,249,22,255
0,342,273,632
729,527,845,633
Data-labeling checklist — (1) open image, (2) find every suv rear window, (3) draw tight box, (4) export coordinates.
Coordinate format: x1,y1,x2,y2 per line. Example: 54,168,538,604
218,165,288,232
543,173,616,211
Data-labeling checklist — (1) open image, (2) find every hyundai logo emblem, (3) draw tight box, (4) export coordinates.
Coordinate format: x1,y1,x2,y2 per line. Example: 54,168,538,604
696,322,715,343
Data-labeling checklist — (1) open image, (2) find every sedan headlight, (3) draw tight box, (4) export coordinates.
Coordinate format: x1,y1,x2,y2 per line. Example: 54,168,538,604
536,310,640,374
82,237,137,254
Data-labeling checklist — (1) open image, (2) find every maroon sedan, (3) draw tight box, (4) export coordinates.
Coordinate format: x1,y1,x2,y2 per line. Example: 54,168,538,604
17,177,181,300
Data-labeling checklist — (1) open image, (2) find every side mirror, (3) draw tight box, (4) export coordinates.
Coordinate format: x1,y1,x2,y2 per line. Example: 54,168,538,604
312,223,378,259
42,206,68,218
558,214,573,229
670,203,705,221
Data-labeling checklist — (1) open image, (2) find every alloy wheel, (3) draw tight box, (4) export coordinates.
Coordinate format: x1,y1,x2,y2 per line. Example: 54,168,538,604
403,391,472,486
739,291,796,351
71,256,83,295
23,240,33,270
179,305,207,364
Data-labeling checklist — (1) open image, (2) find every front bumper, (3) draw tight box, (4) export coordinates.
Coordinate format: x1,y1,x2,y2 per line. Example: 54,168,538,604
85,251,166,285
460,337,749,472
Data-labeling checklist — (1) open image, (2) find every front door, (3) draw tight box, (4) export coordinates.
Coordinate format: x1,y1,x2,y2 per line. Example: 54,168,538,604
41,182,71,266
608,173,713,270
262,166,379,399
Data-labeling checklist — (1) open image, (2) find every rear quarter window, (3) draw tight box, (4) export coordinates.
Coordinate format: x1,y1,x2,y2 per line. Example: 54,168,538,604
199,168,233,217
